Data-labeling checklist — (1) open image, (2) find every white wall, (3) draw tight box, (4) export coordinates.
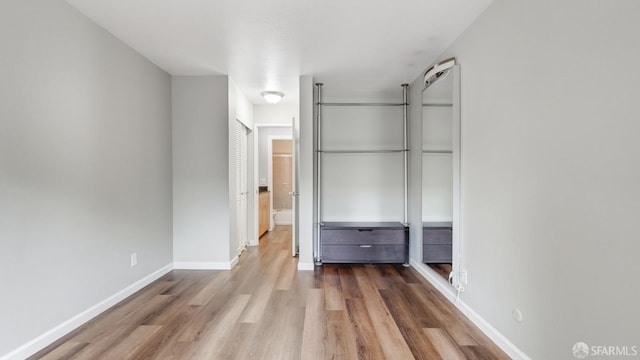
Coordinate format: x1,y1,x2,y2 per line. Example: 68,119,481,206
254,104,298,126
408,81,423,263
172,76,231,266
298,76,314,268
173,77,252,265
415,0,640,358
232,80,253,129
322,153,403,222
0,0,172,356
318,88,406,222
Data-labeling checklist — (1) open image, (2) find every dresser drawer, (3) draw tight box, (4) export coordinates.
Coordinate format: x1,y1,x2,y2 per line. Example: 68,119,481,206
321,228,406,245
323,245,406,263
423,228,452,245
423,244,452,263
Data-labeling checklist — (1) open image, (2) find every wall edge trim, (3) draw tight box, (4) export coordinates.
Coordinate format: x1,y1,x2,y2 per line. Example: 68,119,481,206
297,262,315,271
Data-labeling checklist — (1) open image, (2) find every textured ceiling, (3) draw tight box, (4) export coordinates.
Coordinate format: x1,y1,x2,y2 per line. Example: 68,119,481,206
66,0,492,104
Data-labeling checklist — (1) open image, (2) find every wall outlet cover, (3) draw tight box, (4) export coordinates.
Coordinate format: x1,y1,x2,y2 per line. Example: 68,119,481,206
460,270,468,285
130,252,138,267
512,308,523,323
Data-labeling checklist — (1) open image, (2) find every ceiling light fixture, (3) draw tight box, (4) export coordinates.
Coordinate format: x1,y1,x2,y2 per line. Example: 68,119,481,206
261,91,284,104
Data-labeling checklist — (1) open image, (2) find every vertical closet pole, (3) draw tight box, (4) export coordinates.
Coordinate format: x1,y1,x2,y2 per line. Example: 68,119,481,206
402,84,409,226
314,83,323,265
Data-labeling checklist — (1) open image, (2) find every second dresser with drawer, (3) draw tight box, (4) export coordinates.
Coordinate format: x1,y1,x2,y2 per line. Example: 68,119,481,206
423,222,453,263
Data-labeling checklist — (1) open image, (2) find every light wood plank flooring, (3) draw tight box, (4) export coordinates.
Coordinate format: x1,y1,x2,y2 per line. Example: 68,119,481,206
31,226,509,359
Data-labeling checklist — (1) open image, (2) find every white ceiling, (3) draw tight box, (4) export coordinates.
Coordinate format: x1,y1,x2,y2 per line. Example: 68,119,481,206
66,0,492,104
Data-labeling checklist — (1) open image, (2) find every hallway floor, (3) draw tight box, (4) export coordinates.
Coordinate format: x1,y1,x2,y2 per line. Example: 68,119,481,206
32,226,508,359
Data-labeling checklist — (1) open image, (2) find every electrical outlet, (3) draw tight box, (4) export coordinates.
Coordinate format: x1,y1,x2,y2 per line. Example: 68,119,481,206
513,308,523,323
130,252,138,267
459,270,468,285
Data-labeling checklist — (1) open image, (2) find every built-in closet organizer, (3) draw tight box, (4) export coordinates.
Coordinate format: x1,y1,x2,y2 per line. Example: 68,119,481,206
314,84,410,264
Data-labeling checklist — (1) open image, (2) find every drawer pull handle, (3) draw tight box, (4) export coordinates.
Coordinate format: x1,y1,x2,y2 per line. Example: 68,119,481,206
357,229,374,232
359,245,372,248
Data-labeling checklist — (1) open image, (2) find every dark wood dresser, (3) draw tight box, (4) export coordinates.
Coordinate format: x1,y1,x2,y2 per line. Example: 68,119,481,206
423,222,452,263
320,222,409,264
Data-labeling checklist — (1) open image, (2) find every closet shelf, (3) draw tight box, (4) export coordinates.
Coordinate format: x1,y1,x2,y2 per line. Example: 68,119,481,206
422,149,453,154
319,149,407,154
422,103,453,107
318,102,407,107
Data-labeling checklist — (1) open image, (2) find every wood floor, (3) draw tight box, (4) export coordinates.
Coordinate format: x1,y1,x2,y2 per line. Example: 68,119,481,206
32,226,509,360
428,263,453,281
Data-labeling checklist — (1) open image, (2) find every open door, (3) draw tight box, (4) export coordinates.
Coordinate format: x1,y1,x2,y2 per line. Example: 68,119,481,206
235,120,249,253
291,117,300,256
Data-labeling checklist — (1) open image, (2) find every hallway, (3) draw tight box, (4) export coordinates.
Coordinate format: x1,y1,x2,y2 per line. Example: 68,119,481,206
32,226,507,359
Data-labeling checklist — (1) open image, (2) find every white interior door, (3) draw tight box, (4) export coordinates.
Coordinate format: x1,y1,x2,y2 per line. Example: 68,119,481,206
236,120,248,252
291,117,300,256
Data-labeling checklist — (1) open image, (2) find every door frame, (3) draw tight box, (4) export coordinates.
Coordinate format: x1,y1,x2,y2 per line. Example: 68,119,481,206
267,134,293,231
251,124,293,246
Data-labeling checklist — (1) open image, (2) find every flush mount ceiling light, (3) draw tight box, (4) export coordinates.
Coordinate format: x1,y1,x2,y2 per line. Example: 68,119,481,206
261,91,284,104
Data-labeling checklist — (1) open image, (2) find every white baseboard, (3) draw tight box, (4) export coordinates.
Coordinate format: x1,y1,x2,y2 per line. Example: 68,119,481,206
409,259,531,360
229,256,239,269
297,262,315,271
410,259,457,302
457,298,531,360
173,261,235,270
1,263,173,360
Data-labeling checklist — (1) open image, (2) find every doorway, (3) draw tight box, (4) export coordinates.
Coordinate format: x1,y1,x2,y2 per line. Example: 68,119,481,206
270,139,293,226
254,125,298,256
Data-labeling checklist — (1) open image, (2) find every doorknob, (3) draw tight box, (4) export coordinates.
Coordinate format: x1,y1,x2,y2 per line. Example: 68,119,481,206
289,191,300,196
